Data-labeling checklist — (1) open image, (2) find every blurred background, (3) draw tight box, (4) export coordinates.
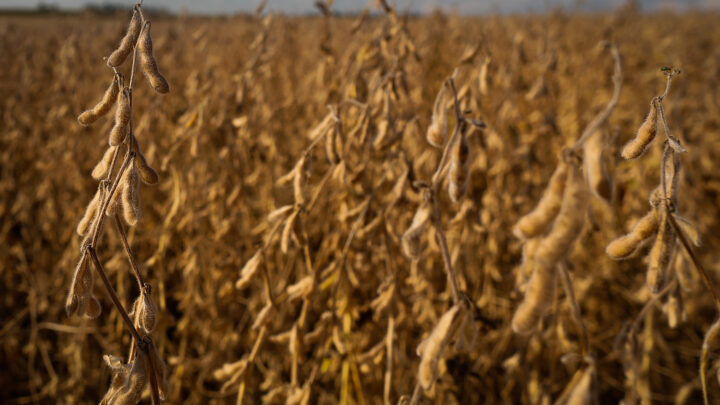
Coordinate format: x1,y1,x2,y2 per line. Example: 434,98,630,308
3,0,720,14
3,0,720,404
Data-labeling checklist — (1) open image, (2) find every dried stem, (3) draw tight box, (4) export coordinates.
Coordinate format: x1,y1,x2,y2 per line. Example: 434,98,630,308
656,70,686,153
558,261,588,358
86,247,141,342
431,196,461,304
430,76,465,188
668,215,720,311
90,152,134,248
143,338,162,405
114,213,145,290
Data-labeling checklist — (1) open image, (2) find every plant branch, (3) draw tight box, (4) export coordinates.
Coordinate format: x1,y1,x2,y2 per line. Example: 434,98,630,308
142,338,162,405
90,152,134,248
431,196,461,304
114,213,146,290
668,215,720,311
558,261,588,358
86,247,141,342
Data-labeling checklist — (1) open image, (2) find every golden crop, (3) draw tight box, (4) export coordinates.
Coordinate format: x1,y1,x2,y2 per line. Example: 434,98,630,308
3,4,720,404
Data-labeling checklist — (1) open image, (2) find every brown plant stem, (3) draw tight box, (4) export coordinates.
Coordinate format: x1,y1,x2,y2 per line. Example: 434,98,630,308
558,261,588,358
86,246,141,342
114,212,146,290
431,196,461,304
143,338,162,405
668,215,720,311
90,152,134,248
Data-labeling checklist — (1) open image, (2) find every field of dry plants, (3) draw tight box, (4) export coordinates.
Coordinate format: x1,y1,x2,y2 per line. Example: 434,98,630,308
4,2,720,404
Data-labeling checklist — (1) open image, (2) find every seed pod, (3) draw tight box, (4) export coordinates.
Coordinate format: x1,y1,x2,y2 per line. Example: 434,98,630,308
534,161,588,267
132,286,157,334
100,356,132,405
84,296,102,319
426,85,448,148
426,118,446,149
287,275,314,301
134,151,159,185
131,137,159,185
105,168,128,217
647,210,674,293
268,205,294,223
606,209,659,259
121,164,141,226
454,303,478,353
77,188,102,236
252,302,276,330
448,133,470,203
583,131,612,202
65,253,92,317
511,258,556,335
92,144,126,180
109,88,131,146
107,8,142,68
111,351,148,405
664,284,686,328
372,91,394,150
622,99,657,160
236,251,263,289
373,119,393,150
281,209,300,254
138,22,170,94
520,237,540,283
78,75,120,126
478,56,491,95
401,200,432,259
513,162,568,240
417,305,462,389
325,119,342,164
556,365,597,405
513,161,588,334
293,156,307,205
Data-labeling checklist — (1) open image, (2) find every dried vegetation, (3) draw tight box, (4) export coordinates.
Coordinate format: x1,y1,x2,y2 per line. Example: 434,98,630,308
3,3,720,404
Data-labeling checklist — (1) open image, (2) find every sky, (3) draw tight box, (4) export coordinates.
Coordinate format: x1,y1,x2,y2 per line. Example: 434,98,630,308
1,0,720,14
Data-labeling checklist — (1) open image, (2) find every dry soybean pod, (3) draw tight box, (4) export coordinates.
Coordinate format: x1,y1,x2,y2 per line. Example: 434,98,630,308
511,259,556,335
92,144,125,180
109,88,131,146
130,135,159,185
647,209,674,293
512,157,588,334
78,75,119,126
65,253,90,316
105,168,128,216
325,115,342,164
106,6,142,68
417,305,462,389
606,209,660,259
513,161,568,240
621,98,658,160
534,158,588,266
401,199,432,260
584,130,612,202
77,188,103,236
138,21,170,94
448,130,470,203
121,163,142,226
426,83,448,148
